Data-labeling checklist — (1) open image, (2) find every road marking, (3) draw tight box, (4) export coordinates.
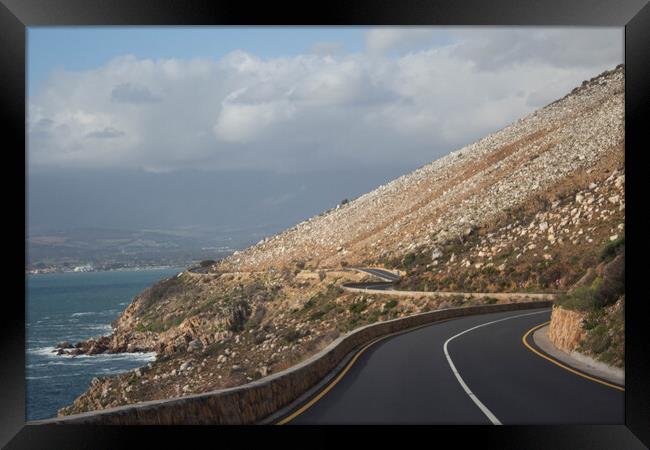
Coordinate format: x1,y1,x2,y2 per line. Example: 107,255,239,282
522,321,625,392
275,318,455,425
443,309,550,425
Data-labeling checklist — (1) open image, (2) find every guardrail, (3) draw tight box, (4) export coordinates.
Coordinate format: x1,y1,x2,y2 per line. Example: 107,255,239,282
34,300,552,425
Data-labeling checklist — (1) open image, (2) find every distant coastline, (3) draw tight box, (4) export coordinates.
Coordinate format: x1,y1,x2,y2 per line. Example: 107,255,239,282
26,264,185,276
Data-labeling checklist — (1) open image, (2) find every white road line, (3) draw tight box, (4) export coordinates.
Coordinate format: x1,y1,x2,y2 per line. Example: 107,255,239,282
442,309,550,425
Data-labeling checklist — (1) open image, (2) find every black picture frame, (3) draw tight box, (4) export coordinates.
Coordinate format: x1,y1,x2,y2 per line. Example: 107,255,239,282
2,0,648,448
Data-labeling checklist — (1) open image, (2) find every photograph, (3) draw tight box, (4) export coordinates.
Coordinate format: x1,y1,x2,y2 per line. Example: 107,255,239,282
1,0,649,448
26,25,626,424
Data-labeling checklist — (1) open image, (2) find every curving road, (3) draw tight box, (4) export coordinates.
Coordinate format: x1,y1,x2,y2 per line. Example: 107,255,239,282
276,308,624,424
342,267,400,290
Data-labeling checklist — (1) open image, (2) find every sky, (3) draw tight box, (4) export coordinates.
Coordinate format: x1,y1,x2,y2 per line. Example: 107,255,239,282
27,26,623,237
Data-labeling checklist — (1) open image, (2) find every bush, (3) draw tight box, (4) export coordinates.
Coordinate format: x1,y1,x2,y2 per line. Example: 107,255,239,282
199,259,216,267
384,299,398,310
309,303,336,321
403,253,416,267
367,309,381,323
142,276,184,308
280,328,301,343
349,299,368,314
594,253,624,308
600,235,625,262
556,283,599,311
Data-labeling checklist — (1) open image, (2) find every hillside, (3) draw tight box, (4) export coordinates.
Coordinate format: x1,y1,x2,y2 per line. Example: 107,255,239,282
58,65,624,416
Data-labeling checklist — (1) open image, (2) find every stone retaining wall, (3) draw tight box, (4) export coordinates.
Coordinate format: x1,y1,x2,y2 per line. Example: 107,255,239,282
548,305,587,353
35,301,551,425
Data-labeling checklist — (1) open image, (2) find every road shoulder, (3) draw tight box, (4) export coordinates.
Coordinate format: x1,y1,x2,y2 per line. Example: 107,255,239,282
533,324,625,386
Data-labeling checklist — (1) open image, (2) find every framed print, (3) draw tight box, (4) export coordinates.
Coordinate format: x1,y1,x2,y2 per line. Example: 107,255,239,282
2,0,649,448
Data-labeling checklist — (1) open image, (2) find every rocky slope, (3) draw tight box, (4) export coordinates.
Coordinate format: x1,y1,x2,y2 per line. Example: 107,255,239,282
58,65,624,416
217,65,624,272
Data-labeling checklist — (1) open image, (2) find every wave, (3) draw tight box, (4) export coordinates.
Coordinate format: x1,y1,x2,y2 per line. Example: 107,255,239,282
28,346,58,356
71,312,97,317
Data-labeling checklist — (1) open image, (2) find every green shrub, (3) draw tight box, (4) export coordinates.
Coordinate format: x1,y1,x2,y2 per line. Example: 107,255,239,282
309,302,336,321
367,309,381,323
556,284,598,311
403,253,416,267
303,297,317,309
594,254,624,307
349,299,368,314
600,235,625,261
384,299,398,309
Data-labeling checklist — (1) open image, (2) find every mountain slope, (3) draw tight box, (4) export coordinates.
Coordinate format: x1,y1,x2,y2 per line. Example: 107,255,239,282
218,65,623,272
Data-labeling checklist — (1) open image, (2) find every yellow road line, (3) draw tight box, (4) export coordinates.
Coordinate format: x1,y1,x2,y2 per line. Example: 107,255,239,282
275,319,453,424
522,321,625,392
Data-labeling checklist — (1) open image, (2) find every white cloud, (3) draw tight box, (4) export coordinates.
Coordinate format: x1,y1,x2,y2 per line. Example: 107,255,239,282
366,28,436,54
28,28,623,173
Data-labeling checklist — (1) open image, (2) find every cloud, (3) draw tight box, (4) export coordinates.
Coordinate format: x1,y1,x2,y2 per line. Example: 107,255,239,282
28,28,623,173
85,127,126,139
449,28,623,71
111,83,161,103
308,42,344,56
366,28,436,54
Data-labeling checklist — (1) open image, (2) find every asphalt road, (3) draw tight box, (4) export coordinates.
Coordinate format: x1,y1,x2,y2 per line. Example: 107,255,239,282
343,267,400,290
280,308,624,424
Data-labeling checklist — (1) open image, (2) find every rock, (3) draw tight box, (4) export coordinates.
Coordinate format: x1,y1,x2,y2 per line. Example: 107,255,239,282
539,222,548,232
610,234,618,241
188,340,202,352
575,193,584,203
431,248,443,260
134,368,142,377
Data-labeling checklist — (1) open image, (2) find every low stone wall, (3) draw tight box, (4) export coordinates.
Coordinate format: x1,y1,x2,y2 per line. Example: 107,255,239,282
548,305,587,353
342,285,558,302
36,301,551,425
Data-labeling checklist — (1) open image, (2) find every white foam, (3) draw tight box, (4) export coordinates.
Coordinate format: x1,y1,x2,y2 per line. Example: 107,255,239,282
71,312,97,317
28,346,58,356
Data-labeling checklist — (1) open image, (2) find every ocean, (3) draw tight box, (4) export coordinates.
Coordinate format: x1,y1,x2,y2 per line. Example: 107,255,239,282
26,268,183,421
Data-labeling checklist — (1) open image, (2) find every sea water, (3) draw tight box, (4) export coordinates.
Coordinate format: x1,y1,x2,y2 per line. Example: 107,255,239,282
26,268,182,421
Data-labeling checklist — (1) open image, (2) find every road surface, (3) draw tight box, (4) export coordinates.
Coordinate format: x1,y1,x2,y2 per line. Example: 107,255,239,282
277,307,624,424
342,267,400,290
